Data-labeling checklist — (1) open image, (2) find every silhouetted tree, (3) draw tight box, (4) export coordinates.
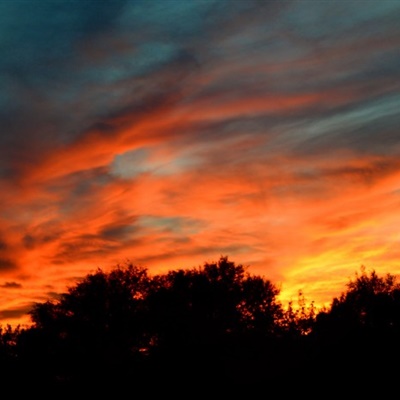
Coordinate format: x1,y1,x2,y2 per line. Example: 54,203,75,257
0,324,21,380
8,258,400,389
308,266,400,381
280,290,317,336
147,256,283,341
16,256,288,387
18,264,153,386
313,266,400,335
144,256,285,385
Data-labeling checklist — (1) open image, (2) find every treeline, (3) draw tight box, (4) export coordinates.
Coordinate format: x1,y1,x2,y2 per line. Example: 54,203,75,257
1,256,400,391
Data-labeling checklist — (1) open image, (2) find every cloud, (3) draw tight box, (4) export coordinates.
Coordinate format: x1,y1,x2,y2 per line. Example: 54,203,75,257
0,282,22,289
292,95,400,156
0,304,33,322
0,238,8,251
0,258,17,272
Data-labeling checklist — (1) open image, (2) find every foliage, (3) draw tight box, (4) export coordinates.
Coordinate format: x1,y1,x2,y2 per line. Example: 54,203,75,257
313,266,400,334
1,259,400,387
280,290,317,336
15,256,286,386
21,263,153,385
146,256,283,347
0,324,23,381
306,267,400,381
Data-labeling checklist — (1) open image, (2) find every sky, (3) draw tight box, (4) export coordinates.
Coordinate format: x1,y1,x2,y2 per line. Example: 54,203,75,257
1,0,400,327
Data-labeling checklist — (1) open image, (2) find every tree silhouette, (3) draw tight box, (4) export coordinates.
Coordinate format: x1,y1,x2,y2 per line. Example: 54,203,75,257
18,264,153,386
13,256,288,388
308,266,400,382
3,259,400,390
143,256,285,385
0,324,20,381
313,266,400,335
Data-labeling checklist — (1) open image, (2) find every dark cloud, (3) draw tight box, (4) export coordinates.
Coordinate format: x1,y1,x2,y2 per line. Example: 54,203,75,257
22,234,35,250
44,291,62,301
0,304,33,321
22,232,58,250
320,159,400,185
138,216,204,236
0,282,22,289
1,0,398,183
0,0,126,70
51,234,144,265
99,219,138,242
134,243,255,268
0,238,7,251
21,219,64,250
46,167,115,217
293,97,400,157
0,258,17,271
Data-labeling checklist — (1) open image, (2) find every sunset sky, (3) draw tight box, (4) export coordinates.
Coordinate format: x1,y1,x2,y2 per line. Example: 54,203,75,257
1,0,400,327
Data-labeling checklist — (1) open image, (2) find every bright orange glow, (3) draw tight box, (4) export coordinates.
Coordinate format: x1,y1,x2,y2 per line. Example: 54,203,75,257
2,137,400,327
